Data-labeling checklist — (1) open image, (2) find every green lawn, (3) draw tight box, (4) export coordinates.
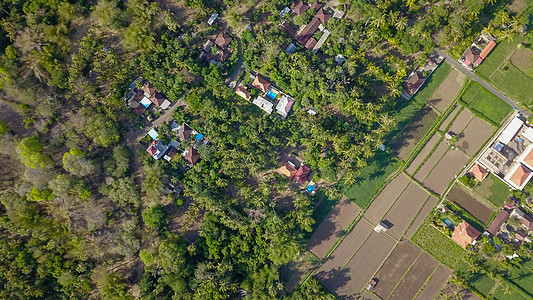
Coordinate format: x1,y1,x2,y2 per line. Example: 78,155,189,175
337,151,401,209
459,82,512,126
476,39,521,80
507,265,533,297
472,174,511,208
493,285,530,300
492,63,533,106
411,62,452,106
411,222,466,268
456,260,496,297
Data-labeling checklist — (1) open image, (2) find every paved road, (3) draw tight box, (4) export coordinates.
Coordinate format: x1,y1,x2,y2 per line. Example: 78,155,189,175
435,49,531,118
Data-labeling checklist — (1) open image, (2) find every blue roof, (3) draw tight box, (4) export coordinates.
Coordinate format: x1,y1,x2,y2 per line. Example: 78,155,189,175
148,128,159,139
306,184,315,192
196,133,204,140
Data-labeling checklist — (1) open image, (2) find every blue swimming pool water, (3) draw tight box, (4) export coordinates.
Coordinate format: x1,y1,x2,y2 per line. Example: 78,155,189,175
306,184,315,193
266,90,277,99
442,218,454,228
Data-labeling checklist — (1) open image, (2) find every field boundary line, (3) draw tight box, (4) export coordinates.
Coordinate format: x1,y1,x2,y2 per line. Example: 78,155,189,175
385,249,425,300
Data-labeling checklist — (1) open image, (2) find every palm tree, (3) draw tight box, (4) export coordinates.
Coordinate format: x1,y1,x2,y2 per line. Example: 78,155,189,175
395,16,408,31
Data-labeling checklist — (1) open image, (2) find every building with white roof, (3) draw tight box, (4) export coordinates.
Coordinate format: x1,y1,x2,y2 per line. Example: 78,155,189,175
276,95,294,119
252,96,274,114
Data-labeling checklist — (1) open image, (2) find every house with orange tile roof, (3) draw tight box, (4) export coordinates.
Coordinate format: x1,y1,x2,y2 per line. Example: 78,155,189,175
252,75,271,93
468,163,489,182
235,85,251,100
452,221,481,249
505,164,533,190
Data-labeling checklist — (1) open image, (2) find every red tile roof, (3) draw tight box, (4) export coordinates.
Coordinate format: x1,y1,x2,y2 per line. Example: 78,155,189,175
280,162,297,178
185,147,200,165
403,71,425,96
523,148,533,168
452,221,481,249
480,41,496,59
468,164,488,182
147,145,157,155
215,32,232,49
253,75,271,93
510,164,531,187
296,18,321,45
295,164,310,184
464,47,481,65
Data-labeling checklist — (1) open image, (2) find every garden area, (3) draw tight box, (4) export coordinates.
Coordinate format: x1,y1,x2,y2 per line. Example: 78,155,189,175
459,81,512,126
412,220,466,268
472,174,511,208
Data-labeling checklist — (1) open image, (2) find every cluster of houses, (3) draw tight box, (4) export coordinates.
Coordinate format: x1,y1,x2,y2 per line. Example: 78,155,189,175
401,52,444,100
278,158,317,195
476,113,533,190
235,73,295,119
126,80,171,115
486,205,533,247
279,1,346,54
145,122,207,167
459,34,497,71
199,31,233,65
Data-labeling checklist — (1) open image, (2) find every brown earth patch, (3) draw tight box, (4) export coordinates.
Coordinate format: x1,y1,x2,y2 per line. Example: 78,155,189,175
373,239,422,299
413,140,448,182
509,0,527,13
448,108,473,134
415,265,453,300
0,103,29,136
364,173,411,224
308,197,361,258
457,118,494,156
406,134,440,175
447,187,493,224
360,289,381,300
423,149,469,195
390,252,439,300
333,232,397,298
439,105,461,131
511,47,533,77
383,183,429,239
314,218,374,288
428,69,466,113
406,196,439,238
391,107,438,161
282,251,318,293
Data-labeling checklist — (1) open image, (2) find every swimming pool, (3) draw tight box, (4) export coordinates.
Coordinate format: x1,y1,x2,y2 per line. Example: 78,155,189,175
306,184,315,193
442,218,454,228
266,90,277,99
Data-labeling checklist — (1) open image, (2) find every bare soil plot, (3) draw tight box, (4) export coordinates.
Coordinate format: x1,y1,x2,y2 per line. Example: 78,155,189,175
457,118,494,156
448,108,473,135
510,48,533,75
447,187,493,224
509,0,526,12
413,140,449,182
0,103,28,136
364,173,411,224
427,69,467,113
439,105,461,132
383,183,429,239
423,149,469,195
373,239,422,299
282,251,318,293
390,252,439,300
314,218,374,288
415,265,452,300
308,197,361,258
406,196,439,238
391,107,438,161
360,290,381,300
406,134,440,175
333,232,397,298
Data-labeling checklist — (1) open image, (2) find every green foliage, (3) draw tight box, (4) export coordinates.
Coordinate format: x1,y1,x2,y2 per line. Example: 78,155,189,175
460,173,477,188
492,63,533,106
410,62,453,105
142,163,164,203
142,205,166,229
84,114,120,147
17,137,53,169
476,39,521,79
62,148,98,177
412,222,466,268
100,177,140,209
139,249,154,266
96,272,134,300
109,145,131,177
0,119,8,136
288,277,335,299
460,81,512,125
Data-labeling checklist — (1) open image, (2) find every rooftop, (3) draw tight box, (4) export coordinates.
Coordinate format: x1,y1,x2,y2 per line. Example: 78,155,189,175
452,221,481,249
215,32,232,49
252,75,271,93
252,96,274,114
486,209,510,236
468,164,488,182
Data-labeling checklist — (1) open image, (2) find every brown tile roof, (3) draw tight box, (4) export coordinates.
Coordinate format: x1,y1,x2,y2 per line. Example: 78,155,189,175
487,209,510,235
403,71,425,96
279,162,297,178
510,164,531,187
464,47,481,64
149,92,166,107
314,8,330,23
178,123,193,140
185,147,200,165
235,86,251,100
520,213,533,230
215,32,232,49
310,0,323,11
523,148,533,168
305,37,317,50
142,82,156,96
293,1,309,15
296,18,321,45
216,49,229,61
252,75,271,93
468,164,489,182
452,221,481,249
281,22,297,38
